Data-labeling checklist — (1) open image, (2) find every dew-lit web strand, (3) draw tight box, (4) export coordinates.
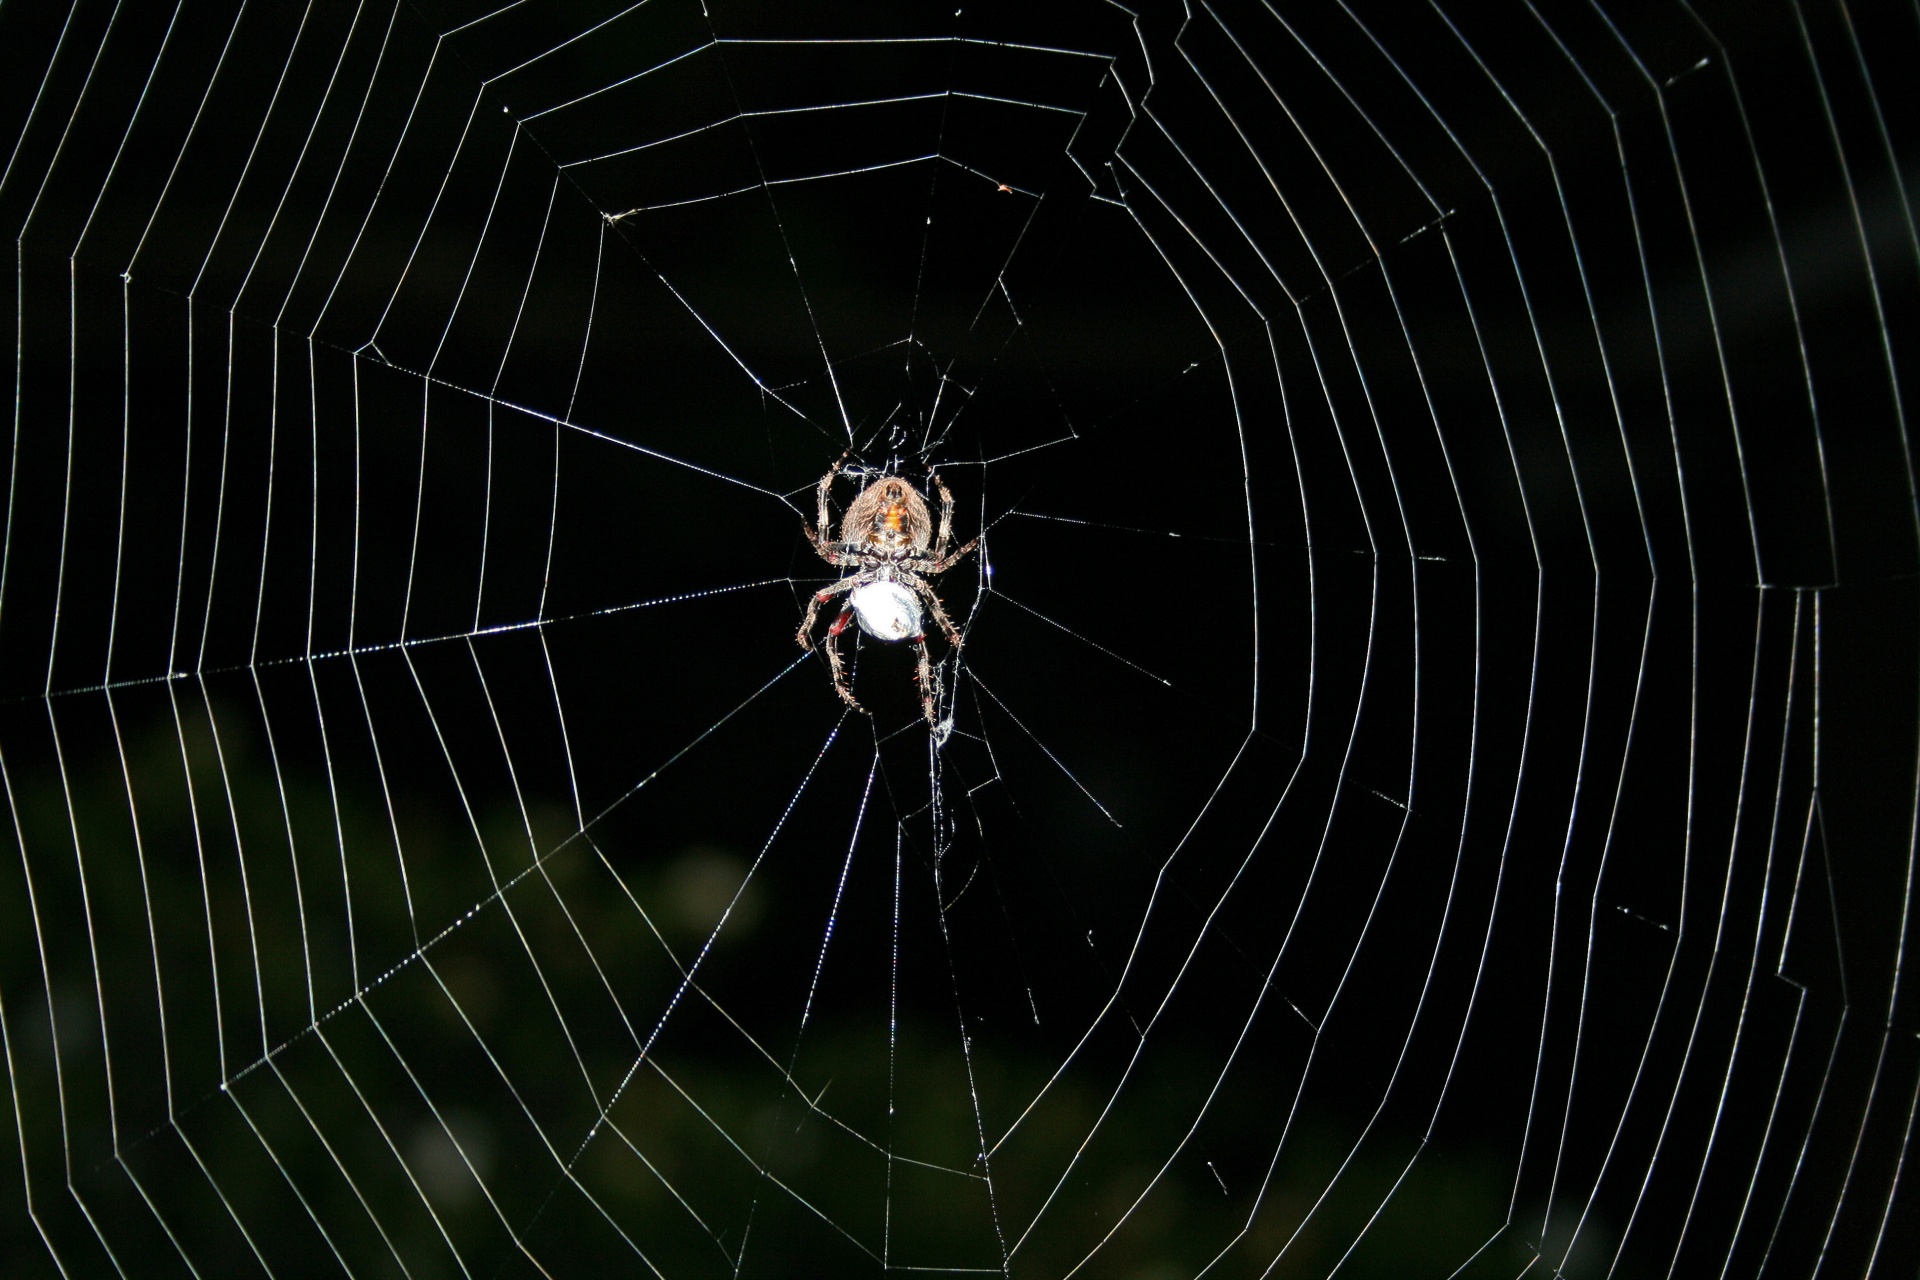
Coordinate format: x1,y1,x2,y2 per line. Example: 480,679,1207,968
16,581,792,706
914,758,1013,1271
825,37,1290,1212
359,991,653,1280
906,43,969,400
34,6,151,703
235,3,383,323
970,157,1299,1262
334,105,844,1159
176,679,366,1267
1035,735,1313,1276
95,692,213,1279
0,220,69,1271
311,1018,480,1280
1067,0,1620,1258
1676,4,1840,586
0,10,1006,1274
598,24,1123,1255
0,0,105,708
535,899,733,1260
1282,0,1689,1274
361,659,680,1280
582,90,1084,177
161,690,357,1278
0,750,93,1279
506,719,888,1267
1753,792,1851,1271
563,821,984,1188
590,24,1116,1214
800,750,878,1034
1689,593,1813,1279
726,750,882,1269
64,0,187,676
1453,11,1708,1270
71,12,1244,1280
1175,5,1559,1268
281,6,411,338
1578,6,1790,1272
535,218,606,828
578,857,981,1212
475,171,561,623
1635,591,1776,1277
409,635,609,1107
198,0,328,680
883,824,904,1266
1108,69,1460,1278
701,30,859,446
42,699,148,1274
1,744,135,1280
1713,617,1826,1280
0,0,85,200
1782,3,1920,1265
24,10,591,1251
67,689,277,1277
1291,4,1642,1266
129,653,821,1244
1402,1,1651,1259
472,0,658,88
100,0,253,679
1504,8,1678,1252
966,674,1122,830
1562,0,1851,1257
357,80,508,362
486,833,704,1202
15,2,1866,1274
987,590,1171,687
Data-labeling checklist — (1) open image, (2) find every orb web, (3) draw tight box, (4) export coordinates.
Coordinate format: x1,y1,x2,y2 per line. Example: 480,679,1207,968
1,1,1915,1277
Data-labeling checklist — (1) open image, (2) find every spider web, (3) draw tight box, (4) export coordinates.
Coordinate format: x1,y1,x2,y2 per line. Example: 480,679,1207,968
1,0,1916,1276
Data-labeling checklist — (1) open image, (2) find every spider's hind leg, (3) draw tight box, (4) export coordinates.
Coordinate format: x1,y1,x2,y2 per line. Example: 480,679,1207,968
797,576,857,649
908,578,965,652
824,617,865,714
911,632,939,726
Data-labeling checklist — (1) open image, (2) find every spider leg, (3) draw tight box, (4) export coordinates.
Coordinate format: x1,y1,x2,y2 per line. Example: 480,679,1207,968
911,631,938,725
807,452,851,563
928,534,979,575
825,612,865,713
800,576,869,714
804,521,845,565
797,575,858,649
929,471,957,561
906,577,965,652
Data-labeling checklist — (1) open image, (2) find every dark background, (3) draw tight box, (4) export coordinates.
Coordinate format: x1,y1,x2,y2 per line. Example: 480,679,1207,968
1,0,1915,1276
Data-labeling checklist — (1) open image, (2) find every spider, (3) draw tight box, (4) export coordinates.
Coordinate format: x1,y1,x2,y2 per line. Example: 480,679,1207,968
797,457,979,725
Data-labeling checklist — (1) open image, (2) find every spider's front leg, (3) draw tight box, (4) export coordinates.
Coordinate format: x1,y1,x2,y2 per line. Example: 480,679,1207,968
929,471,958,561
925,474,981,574
806,453,851,564
929,534,979,575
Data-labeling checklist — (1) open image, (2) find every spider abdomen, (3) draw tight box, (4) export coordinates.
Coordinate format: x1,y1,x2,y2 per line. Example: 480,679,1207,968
850,580,922,641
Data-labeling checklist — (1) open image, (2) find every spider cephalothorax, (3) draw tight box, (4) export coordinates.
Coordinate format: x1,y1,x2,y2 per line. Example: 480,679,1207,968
797,458,978,724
